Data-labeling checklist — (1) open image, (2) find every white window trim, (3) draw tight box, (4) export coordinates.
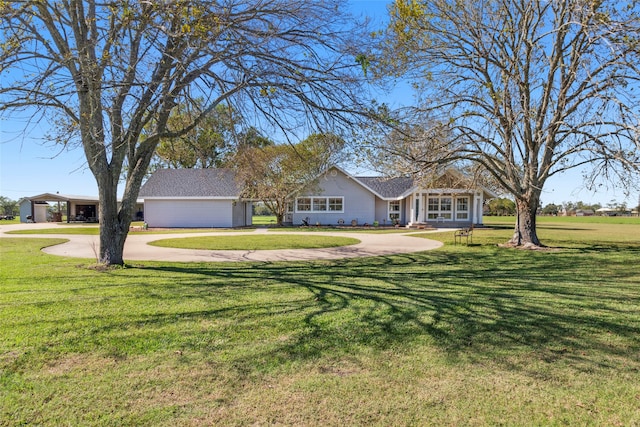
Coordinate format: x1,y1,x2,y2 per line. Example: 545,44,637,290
295,196,344,213
456,196,470,220
427,196,453,221
388,200,401,220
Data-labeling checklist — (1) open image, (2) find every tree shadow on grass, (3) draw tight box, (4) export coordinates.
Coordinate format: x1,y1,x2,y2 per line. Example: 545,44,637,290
131,244,640,379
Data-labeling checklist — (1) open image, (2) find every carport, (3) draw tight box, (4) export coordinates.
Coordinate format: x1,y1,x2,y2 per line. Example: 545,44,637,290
21,193,100,223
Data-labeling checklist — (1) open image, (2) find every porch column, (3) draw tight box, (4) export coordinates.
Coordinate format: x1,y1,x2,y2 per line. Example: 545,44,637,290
473,192,483,225
408,194,415,225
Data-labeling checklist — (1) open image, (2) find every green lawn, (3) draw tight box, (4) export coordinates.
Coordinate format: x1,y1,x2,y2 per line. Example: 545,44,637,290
0,218,20,225
6,226,102,235
1,219,639,426
149,234,360,250
252,215,277,225
5,226,246,235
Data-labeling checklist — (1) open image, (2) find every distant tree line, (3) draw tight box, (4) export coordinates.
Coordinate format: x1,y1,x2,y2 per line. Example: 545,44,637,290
0,196,18,217
486,198,637,216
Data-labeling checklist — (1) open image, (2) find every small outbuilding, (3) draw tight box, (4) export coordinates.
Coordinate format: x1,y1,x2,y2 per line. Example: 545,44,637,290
19,193,100,223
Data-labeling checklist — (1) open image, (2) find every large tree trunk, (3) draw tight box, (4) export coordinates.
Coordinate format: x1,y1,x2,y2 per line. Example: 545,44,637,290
264,200,285,226
96,179,132,266
508,195,542,248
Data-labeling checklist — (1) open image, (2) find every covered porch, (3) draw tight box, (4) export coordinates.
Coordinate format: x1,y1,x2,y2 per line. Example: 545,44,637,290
406,189,488,227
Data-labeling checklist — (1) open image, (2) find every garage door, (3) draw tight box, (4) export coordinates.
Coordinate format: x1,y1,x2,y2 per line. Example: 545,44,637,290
144,199,232,228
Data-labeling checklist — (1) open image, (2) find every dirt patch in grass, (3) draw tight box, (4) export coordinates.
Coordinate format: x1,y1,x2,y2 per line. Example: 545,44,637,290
44,354,118,376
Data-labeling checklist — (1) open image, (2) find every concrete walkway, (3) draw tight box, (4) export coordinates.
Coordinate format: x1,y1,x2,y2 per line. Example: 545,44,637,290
0,223,444,262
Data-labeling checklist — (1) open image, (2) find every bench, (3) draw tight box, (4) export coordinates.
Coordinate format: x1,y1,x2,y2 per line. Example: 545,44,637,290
454,226,474,245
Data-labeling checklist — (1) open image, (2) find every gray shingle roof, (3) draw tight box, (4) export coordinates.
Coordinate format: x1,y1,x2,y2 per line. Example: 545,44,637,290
139,168,241,198
354,176,416,199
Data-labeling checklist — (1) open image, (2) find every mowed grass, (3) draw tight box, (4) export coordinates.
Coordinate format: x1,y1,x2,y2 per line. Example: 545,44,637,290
1,218,639,426
6,226,102,235
5,226,246,236
149,234,360,250
252,215,277,225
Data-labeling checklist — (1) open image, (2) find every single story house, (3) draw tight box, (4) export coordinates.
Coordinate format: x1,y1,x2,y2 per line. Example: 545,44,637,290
139,166,495,228
138,168,252,228
596,207,631,216
287,166,496,227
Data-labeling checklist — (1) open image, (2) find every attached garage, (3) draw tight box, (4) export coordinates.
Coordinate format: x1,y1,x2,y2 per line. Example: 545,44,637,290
144,199,232,228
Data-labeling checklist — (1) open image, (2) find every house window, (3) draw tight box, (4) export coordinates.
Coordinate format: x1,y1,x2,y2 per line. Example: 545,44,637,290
296,197,344,213
456,197,469,220
313,198,327,211
296,198,311,212
388,200,401,221
427,196,453,220
328,198,343,211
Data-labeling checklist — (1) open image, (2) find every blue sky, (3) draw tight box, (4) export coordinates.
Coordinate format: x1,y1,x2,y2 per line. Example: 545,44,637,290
1,0,637,208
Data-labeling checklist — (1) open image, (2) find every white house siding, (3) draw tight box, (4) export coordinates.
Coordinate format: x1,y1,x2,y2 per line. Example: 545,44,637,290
144,199,232,228
34,204,48,223
231,201,252,227
374,198,407,225
374,198,387,225
293,170,376,226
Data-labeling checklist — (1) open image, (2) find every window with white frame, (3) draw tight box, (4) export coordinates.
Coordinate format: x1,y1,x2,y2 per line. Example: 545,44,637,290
456,197,469,220
388,200,401,221
328,198,343,211
427,196,453,220
313,198,327,211
296,196,344,213
296,197,311,212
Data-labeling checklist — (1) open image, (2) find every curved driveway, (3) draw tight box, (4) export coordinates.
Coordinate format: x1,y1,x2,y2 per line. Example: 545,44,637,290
0,223,444,262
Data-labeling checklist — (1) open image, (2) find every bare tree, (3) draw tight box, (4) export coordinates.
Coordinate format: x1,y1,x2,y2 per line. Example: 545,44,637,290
375,0,640,247
233,133,345,225
0,0,370,264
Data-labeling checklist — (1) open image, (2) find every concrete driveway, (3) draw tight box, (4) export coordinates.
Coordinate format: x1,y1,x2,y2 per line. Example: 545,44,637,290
0,223,444,262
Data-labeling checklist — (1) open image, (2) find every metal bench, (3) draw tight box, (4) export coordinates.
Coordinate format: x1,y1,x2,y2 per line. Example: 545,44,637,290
454,226,474,245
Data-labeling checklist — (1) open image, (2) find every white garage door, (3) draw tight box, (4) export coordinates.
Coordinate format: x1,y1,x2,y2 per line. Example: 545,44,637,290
145,199,232,228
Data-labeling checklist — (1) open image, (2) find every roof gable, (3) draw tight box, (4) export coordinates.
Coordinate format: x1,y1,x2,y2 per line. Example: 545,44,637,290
139,168,240,198
353,176,416,199
354,168,499,200
25,193,100,203
138,167,498,200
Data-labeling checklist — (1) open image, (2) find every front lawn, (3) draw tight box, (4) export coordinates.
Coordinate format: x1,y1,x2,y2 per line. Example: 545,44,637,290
1,219,639,425
148,234,360,250
5,226,246,236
